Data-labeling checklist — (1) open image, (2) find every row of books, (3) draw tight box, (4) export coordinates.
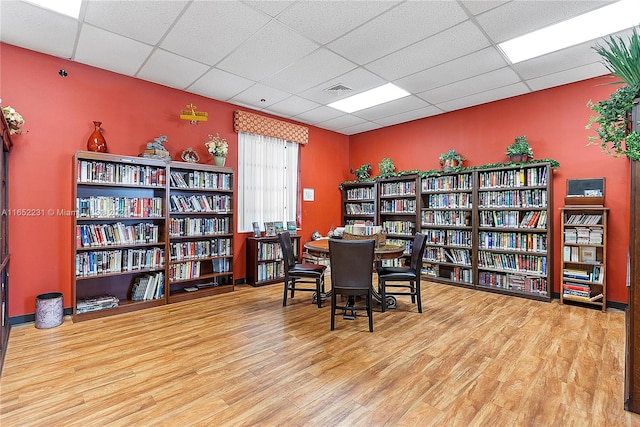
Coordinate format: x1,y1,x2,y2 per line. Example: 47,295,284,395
169,260,204,281
345,219,374,226
478,188,547,208
478,166,548,189
479,210,521,228
424,192,472,208
563,266,604,283
519,210,548,228
422,229,472,247
380,181,416,196
257,242,284,261
346,187,375,200
169,171,231,190
169,194,232,213
421,174,473,192
76,295,119,314
479,231,547,253
212,258,231,273
345,202,375,215
563,245,598,263
424,247,472,265
77,160,166,187
344,224,383,235
131,272,164,301
380,199,416,213
76,247,164,277
169,238,232,261
565,214,602,225
77,196,164,218
478,272,548,295
562,282,604,302
478,252,547,274
564,227,603,245
168,217,230,237
76,222,160,248
421,210,470,226
382,220,415,236
257,260,285,282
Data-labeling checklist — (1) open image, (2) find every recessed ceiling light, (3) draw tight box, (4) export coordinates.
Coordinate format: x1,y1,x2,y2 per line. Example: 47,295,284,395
498,0,640,64
23,0,82,19
328,83,410,113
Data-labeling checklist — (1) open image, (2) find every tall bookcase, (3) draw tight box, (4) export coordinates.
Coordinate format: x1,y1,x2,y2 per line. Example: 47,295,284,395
246,235,301,286
168,161,234,303
341,181,377,226
378,174,420,264
0,110,12,374
475,164,552,301
74,152,168,321
560,206,608,311
420,171,474,287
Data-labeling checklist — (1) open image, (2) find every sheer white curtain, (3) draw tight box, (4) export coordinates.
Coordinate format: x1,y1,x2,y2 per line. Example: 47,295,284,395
237,132,299,232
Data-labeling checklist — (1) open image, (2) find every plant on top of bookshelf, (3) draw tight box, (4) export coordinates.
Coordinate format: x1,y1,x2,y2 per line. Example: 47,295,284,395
587,26,640,160
350,163,372,181
378,157,395,176
439,149,464,172
506,135,534,162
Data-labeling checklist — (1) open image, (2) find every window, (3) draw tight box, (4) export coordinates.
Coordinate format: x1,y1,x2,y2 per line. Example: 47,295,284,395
237,132,299,232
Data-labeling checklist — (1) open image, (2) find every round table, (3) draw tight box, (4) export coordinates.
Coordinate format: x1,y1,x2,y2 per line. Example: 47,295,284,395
303,238,406,310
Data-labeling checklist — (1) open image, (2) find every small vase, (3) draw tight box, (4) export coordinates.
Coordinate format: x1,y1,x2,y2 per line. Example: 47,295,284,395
214,156,226,166
87,121,107,153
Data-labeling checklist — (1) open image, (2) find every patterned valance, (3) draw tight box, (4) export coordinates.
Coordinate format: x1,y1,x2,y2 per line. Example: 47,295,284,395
233,110,308,145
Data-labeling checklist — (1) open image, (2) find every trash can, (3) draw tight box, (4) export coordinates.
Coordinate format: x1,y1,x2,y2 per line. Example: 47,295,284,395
35,292,64,329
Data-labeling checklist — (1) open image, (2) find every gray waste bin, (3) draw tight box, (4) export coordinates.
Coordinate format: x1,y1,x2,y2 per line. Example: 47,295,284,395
35,292,64,329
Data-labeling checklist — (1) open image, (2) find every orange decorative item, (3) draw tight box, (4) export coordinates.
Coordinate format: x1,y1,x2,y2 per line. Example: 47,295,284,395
87,121,107,152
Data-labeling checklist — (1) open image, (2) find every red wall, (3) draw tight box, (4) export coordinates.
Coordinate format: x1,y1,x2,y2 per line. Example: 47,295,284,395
0,43,347,317
0,42,632,317
350,78,630,303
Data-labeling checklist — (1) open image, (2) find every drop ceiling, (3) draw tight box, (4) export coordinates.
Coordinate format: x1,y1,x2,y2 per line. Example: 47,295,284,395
0,0,632,135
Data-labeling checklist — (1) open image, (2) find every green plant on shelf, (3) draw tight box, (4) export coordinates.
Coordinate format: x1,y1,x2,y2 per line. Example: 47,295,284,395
506,135,534,161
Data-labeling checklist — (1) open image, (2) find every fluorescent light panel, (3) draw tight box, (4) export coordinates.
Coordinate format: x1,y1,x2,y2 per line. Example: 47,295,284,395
328,83,410,113
499,0,640,64
23,0,82,19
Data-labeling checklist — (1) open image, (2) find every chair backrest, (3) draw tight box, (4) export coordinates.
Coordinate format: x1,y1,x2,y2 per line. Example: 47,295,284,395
329,239,375,290
409,233,428,272
278,231,297,270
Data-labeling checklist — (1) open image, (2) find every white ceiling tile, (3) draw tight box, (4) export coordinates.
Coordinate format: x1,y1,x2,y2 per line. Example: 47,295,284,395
526,62,609,92
137,49,210,90
338,121,385,135
228,83,291,110
298,67,387,105
244,0,296,17
316,114,369,130
436,82,530,112
374,105,444,127
187,68,255,101
461,1,509,16
260,48,357,93
328,1,468,65
418,67,521,104
217,21,319,82
161,1,270,65
265,96,321,118
352,96,431,121
0,1,78,59
365,21,492,81
75,24,153,76
395,47,507,93
291,106,345,125
84,0,188,45
275,1,399,44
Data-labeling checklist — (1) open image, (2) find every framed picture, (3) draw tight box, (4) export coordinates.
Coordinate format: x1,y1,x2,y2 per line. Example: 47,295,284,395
287,221,297,234
264,222,276,237
252,222,261,238
274,221,284,234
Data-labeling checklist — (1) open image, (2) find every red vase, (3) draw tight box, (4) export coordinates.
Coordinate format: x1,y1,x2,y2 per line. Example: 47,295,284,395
87,121,107,153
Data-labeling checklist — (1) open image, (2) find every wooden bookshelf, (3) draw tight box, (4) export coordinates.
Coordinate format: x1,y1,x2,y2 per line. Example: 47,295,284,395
560,206,608,311
341,181,377,227
246,235,301,286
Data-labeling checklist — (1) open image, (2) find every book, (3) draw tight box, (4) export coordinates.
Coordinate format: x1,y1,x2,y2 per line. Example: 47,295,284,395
287,221,297,234
264,222,276,237
274,221,284,234
580,246,597,263
252,221,261,238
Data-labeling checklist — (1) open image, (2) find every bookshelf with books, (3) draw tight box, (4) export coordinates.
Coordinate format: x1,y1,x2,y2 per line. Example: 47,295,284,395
475,163,553,301
560,206,608,311
167,162,234,303
341,181,377,227
378,174,420,263
420,171,474,287
246,235,301,286
73,151,168,321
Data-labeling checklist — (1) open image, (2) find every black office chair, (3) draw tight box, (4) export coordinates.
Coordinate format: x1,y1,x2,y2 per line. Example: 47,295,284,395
376,232,428,313
279,231,326,308
329,238,376,332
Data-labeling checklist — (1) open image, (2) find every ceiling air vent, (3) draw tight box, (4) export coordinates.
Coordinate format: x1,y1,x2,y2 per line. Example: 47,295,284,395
324,83,353,93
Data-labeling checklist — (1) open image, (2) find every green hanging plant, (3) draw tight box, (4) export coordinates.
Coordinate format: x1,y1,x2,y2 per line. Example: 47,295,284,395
350,163,371,181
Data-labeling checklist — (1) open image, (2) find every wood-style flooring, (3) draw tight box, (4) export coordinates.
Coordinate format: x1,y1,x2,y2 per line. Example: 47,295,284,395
1,281,639,426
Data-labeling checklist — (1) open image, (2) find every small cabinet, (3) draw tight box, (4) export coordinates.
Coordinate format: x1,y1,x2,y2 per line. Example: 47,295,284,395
560,206,608,311
246,235,300,286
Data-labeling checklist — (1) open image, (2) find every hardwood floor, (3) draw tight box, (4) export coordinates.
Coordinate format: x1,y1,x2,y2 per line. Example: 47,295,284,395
2,281,640,426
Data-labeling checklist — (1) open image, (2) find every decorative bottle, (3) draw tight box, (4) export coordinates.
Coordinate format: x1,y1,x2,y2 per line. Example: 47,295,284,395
87,121,107,153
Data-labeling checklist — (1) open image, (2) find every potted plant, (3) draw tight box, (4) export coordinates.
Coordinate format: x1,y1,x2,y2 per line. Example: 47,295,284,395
350,163,371,181
506,135,534,162
205,133,229,166
439,149,464,172
586,26,640,160
378,157,395,175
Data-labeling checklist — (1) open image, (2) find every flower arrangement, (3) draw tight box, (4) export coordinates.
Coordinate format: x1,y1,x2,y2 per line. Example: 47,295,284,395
2,106,25,134
205,133,228,157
